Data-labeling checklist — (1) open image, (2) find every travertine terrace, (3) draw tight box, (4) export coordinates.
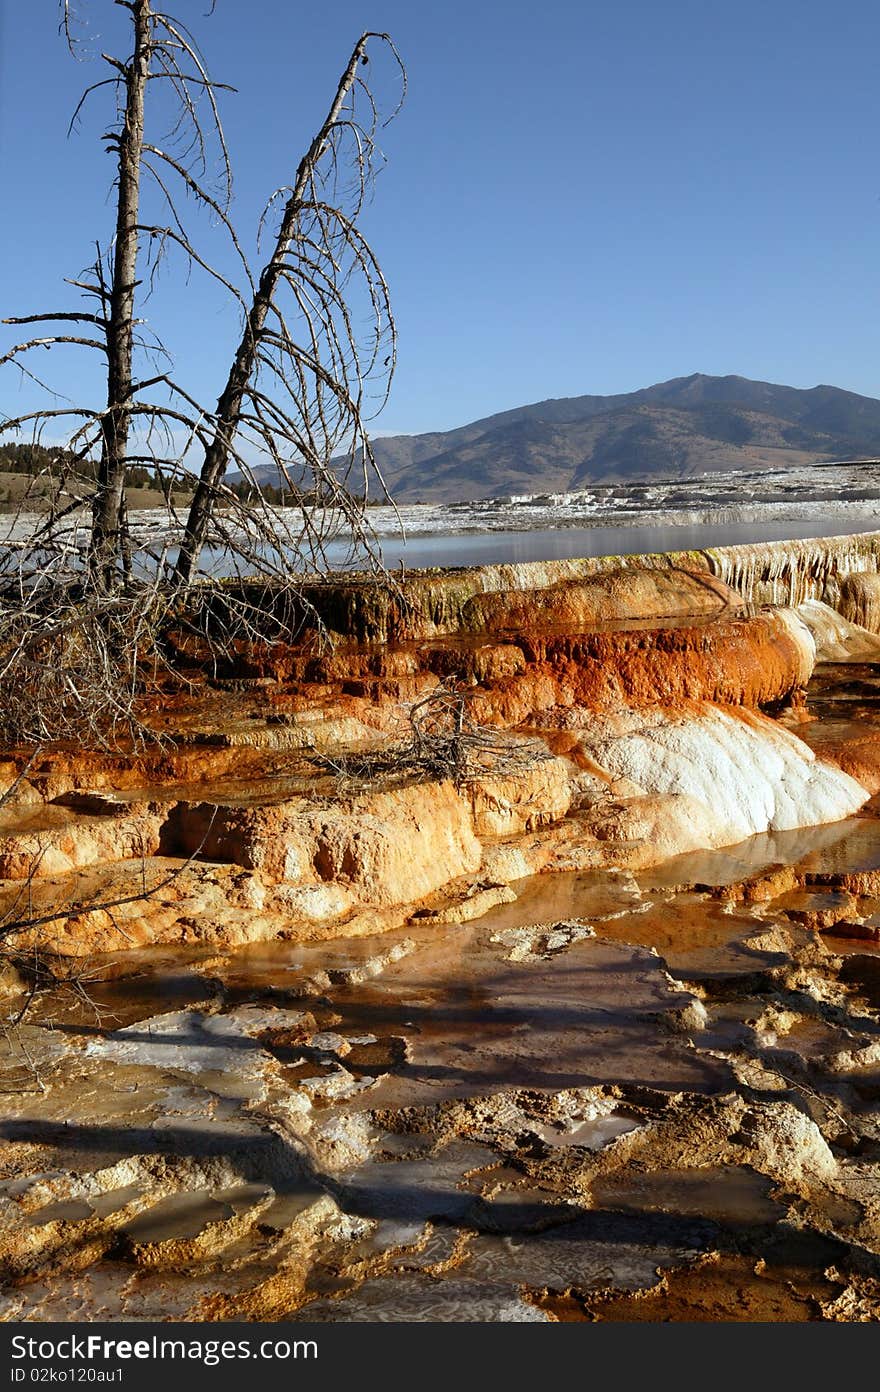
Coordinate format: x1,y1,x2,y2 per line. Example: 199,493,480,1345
4,532,880,1321
1,536,877,958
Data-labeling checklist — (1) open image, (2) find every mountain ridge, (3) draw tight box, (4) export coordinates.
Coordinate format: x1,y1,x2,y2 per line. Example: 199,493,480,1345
370,373,880,502
232,373,880,502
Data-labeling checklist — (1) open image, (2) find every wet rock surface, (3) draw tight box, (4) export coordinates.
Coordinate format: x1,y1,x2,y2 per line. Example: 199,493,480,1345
4,548,880,1320
3,801,880,1321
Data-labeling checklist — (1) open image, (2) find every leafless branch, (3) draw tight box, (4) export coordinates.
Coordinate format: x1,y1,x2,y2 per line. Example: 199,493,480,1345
0,4,405,749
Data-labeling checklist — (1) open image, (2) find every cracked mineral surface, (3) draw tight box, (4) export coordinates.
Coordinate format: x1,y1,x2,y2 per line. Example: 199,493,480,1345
4,543,880,1321
4,809,880,1322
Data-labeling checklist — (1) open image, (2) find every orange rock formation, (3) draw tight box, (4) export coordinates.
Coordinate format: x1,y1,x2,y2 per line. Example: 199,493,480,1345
0,555,874,962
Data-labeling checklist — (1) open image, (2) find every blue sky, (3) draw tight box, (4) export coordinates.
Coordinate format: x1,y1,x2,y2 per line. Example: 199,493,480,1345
1,0,880,437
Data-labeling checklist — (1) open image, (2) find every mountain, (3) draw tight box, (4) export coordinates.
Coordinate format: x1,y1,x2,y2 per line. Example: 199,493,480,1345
229,373,880,502
368,373,880,502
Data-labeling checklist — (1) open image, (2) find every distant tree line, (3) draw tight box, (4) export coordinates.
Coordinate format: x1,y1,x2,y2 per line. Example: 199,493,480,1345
226,479,351,508
0,444,389,509
0,442,166,492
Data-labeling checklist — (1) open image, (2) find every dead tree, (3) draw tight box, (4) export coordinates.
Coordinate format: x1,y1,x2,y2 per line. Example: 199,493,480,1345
89,0,151,589
173,33,396,586
0,2,404,742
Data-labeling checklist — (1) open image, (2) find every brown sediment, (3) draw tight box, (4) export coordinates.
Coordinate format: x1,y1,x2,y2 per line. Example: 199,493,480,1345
556,1254,840,1322
3,803,880,1320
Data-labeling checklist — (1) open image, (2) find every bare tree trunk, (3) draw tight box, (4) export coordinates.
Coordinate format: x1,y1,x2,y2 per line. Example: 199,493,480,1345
172,36,370,588
89,0,152,589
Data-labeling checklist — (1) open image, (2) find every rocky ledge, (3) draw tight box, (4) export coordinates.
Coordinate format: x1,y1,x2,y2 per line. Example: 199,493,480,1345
4,535,880,1320
3,544,880,960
